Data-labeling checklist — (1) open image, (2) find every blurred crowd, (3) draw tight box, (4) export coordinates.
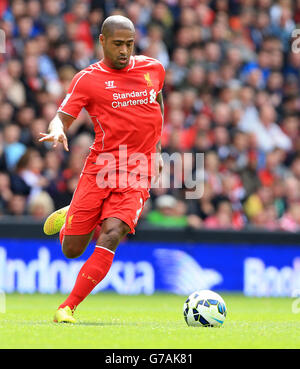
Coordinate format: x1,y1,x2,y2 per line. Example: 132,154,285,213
1,0,300,232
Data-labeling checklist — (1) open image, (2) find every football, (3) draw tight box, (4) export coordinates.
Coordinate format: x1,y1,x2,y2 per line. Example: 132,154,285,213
183,290,227,327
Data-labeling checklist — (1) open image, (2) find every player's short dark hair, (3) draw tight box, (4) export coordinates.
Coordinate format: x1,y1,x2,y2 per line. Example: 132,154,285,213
101,15,135,38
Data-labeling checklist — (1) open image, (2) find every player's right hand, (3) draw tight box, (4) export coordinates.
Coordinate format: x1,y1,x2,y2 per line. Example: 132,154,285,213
39,130,69,151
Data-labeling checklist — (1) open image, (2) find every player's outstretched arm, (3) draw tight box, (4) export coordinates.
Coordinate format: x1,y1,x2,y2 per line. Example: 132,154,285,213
39,112,74,151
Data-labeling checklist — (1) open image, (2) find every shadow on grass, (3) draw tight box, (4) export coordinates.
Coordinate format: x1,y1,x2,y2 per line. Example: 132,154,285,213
14,320,137,327
76,321,139,327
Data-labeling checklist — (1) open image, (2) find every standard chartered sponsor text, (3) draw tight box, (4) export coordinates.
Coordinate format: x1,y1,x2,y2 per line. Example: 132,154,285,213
112,89,152,108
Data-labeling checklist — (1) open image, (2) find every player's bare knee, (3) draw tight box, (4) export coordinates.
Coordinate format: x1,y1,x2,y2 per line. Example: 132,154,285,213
62,244,78,259
62,239,82,259
104,229,123,248
111,222,129,239
62,233,93,259
99,221,130,250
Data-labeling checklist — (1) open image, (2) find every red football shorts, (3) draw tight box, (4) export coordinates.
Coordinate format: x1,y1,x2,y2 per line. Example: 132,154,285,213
64,173,150,235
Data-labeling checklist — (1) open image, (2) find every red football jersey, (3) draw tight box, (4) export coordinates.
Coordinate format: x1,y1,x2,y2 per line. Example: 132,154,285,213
58,55,165,182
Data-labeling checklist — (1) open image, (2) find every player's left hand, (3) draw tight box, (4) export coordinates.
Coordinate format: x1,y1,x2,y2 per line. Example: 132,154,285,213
153,153,164,184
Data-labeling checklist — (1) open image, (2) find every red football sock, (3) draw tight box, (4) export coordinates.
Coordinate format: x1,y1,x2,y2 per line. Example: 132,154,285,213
59,246,114,311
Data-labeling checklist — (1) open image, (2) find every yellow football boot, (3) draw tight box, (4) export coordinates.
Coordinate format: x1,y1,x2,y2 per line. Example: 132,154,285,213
43,205,69,235
53,306,76,324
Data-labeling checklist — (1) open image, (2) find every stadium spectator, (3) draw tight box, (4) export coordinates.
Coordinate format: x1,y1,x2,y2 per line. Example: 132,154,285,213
15,148,48,201
6,194,27,217
239,104,292,153
28,190,55,219
146,194,188,228
279,203,300,232
0,171,13,213
204,197,244,230
3,124,26,170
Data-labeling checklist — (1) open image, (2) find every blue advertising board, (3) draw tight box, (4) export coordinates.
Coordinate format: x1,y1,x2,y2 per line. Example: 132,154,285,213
0,238,300,297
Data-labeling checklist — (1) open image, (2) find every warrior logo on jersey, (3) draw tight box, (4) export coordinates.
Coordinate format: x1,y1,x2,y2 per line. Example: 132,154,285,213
105,80,116,89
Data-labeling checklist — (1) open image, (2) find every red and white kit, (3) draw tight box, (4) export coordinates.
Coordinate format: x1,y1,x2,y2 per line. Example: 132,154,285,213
58,55,165,234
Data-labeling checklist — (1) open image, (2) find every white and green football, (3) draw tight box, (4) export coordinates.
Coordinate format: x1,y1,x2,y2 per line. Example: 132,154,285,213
183,290,227,327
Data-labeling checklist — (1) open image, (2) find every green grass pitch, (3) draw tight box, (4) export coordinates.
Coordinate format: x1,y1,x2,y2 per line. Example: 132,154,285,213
0,293,299,349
